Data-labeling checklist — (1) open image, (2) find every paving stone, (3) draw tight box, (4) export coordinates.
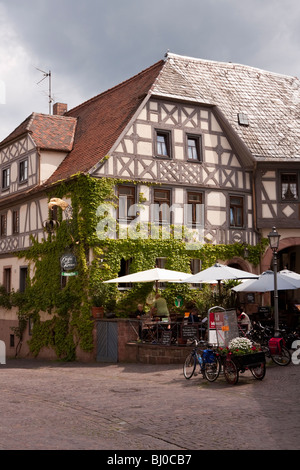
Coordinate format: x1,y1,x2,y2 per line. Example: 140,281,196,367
0,358,299,450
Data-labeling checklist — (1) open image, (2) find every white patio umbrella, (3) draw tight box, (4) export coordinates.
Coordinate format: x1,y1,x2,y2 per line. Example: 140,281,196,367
279,269,300,310
180,262,258,295
232,270,300,292
103,267,191,291
182,263,259,284
279,269,300,281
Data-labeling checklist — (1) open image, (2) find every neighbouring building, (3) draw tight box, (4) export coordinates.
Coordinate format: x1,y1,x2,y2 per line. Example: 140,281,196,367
0,52,300,361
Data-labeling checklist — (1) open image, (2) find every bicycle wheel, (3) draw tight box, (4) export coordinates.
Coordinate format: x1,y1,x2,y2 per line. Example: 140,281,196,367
183,352,196,379
270,346,291,366
250,362,266,380
223,359,239,385
204,356,221,382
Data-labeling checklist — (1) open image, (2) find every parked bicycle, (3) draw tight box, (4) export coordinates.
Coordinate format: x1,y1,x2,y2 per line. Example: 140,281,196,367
247,322,291,366
183,339,221,382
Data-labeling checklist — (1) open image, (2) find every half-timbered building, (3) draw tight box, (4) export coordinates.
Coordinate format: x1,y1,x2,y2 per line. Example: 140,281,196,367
1,52,300,359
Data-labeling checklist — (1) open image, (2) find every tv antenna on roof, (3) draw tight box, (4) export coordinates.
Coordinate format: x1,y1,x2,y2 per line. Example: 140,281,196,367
35,66,53,114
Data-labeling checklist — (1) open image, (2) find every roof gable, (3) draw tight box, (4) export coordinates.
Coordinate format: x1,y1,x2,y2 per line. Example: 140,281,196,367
152,53,300,160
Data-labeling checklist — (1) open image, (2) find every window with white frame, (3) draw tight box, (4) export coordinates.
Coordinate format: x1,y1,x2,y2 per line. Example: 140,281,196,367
187,191,203,228
19,159,28,183
155,130,171,158
153,189,171,225
12,210,19,235
187,134,202,162
118,185,136,221
2,167,10,189
230,196,244,228
0,213,7,237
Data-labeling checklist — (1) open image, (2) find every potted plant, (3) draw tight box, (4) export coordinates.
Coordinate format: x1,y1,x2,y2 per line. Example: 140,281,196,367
91,298,105,319
90,283,107,319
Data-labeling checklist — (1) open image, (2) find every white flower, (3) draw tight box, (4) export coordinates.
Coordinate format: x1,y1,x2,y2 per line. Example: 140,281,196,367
228,337,253,351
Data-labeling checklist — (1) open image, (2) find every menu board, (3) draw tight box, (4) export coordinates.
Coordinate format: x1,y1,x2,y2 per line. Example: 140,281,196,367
182,324,198,339
160,330,172,345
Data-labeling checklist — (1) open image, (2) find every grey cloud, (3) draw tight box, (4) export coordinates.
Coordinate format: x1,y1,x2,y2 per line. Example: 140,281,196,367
1,0,300,141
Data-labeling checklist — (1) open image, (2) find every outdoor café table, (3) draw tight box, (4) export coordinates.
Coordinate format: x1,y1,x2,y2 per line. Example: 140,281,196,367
142,320,178,344
141,320,158,342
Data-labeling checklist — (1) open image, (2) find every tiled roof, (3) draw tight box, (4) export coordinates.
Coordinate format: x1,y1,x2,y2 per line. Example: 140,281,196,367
46,60,165,183
0,113,77,152
2,53,300,190
152,53,300,160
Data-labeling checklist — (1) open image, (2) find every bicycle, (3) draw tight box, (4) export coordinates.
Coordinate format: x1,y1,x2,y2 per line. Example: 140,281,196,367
183,339,221,382
261,341,291,366
247,322,291,366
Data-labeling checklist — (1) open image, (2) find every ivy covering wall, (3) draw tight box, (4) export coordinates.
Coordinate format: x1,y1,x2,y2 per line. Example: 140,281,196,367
3,174,267,360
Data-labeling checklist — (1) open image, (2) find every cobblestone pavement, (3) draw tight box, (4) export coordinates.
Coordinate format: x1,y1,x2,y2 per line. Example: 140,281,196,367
0,357,299,450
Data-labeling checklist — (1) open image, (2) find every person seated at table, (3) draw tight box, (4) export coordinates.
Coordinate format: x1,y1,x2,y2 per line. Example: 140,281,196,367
188,307,199,323
134,303,146,319
151,293,169,319
237,306,251,332
133,303,147,340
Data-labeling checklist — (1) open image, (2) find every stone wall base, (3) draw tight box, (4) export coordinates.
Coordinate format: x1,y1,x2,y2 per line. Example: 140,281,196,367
1,315,191,364
125,342,193,364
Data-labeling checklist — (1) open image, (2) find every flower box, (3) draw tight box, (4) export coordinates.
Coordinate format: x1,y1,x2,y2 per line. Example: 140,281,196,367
218,336,265,369
230,351,265,368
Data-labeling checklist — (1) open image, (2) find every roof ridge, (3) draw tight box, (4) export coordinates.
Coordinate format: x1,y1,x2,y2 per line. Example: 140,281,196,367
166,52,299,80
66,59,164,115
32,112,76,121
25,113,35,132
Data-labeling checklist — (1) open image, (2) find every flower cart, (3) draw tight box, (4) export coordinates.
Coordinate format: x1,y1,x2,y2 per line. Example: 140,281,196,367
209,307,266,385
218,338,266,385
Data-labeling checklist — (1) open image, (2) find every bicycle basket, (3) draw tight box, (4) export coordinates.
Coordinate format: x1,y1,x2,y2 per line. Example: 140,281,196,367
268,337,285,354
202,349,215,363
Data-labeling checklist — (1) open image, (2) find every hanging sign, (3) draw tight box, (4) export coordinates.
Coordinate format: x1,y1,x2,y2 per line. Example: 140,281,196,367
60,253,77,272
174,295,183,307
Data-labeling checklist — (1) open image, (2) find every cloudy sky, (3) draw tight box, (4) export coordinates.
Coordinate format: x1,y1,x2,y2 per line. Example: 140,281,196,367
1,0,300,141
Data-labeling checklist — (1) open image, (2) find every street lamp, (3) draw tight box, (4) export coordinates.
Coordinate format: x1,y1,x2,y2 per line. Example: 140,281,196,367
267,227,281,337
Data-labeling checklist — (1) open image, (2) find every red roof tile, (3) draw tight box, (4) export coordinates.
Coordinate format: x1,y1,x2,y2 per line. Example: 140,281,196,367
46,60,164,183
0,113,77,152
30,113,76,151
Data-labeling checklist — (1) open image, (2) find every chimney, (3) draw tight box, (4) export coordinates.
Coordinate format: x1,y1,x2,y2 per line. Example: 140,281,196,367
53,102,68,116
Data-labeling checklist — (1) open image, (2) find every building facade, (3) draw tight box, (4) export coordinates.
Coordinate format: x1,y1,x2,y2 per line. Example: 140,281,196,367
0,53,299,359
